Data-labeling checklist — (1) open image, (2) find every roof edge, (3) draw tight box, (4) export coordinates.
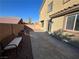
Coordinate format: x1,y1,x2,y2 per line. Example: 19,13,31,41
50,4,79,19
0,16,21,20
39,0,46,14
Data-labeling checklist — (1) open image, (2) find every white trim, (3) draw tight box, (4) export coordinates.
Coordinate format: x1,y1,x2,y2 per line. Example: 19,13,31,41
73,14,77,30
65,13,79,32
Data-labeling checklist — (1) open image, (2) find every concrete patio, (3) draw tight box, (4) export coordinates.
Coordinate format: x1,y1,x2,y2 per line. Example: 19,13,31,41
30,32,79,59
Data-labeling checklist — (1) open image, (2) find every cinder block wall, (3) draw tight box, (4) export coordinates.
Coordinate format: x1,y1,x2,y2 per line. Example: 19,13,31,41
0,23,24,42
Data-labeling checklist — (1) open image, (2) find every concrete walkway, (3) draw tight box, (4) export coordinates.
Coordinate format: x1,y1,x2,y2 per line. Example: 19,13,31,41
30,32,79,59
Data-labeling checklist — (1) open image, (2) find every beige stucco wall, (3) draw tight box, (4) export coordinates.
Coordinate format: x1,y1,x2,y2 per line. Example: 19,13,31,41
51,16,65,32
40,0,79,20
40,0,48,21
63,0,79,9
48,0,79,15
48,0,63,15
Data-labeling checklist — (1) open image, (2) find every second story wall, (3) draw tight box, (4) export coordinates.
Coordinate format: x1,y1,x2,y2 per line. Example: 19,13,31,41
40,0,79,19
40,0,48,21
48,0,63,15
48,0,79,16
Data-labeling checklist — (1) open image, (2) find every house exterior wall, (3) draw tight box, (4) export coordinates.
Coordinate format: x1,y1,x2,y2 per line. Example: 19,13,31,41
48,0,63,15
48,0,79,15
39,0,79,35
40,0,48,21
40,0,48,31
51,16,64,32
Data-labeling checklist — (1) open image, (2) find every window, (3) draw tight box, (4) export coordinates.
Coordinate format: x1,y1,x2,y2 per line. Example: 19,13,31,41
63,0,70,4
66,13,79,31
66,15,75,30
41,21,44,27
48,2,53,12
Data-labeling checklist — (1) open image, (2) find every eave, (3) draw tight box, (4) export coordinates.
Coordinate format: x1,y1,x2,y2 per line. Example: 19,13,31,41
50,4,79,19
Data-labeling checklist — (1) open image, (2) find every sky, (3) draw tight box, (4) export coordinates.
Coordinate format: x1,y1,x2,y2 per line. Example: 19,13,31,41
0,0,43,23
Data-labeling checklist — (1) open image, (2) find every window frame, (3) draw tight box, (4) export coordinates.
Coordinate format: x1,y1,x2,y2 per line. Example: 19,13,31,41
65,13,79,32
66,15,76,30
48,2,53,13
